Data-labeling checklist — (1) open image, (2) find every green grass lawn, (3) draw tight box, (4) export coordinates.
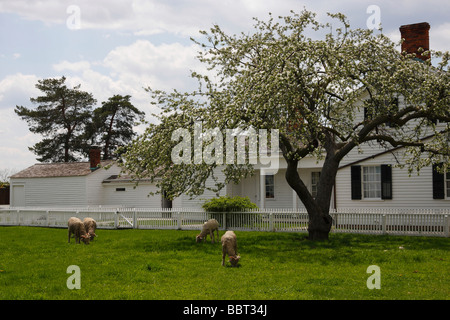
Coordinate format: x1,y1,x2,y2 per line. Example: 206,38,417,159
0,226,448,300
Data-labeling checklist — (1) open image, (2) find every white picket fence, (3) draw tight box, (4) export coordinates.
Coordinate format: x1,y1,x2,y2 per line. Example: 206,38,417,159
0,207,449,237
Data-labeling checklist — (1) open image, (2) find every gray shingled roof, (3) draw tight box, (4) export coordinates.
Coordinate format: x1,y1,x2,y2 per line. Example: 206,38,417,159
102,174,156,183
10,161,111,179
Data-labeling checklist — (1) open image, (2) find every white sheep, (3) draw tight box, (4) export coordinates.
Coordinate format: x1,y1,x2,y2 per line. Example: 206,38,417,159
68,217,90,244
196,218,220,243
83,217,97,241
221,230,240,267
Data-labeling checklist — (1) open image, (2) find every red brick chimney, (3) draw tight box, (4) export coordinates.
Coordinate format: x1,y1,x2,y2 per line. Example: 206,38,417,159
399,22,430,60
89,147,101,171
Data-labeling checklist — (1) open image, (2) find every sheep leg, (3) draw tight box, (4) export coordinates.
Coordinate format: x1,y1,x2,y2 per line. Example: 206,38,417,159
68,230,71,243
210,230,214,243
222,247,226,266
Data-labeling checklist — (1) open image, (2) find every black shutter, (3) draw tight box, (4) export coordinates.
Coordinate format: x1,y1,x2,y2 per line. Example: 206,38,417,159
381,164,392,200
432,163,445,199
351,166,362,200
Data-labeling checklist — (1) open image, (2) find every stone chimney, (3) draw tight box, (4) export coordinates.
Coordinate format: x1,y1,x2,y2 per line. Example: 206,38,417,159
399,22,430,60
89,147,101,171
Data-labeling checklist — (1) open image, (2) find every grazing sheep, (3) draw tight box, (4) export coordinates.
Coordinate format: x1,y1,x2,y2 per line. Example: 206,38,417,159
221,230,240,267
68,217,90,244
196,219,220,243
83,217,97,241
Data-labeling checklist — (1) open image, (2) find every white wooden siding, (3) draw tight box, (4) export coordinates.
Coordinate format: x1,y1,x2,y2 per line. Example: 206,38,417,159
11,176,87,207
336,151,449,209
86,165,121,206
102,182,161,208
173,167,229,209
11,184,25,207
229,168,327,210
339,93,447,167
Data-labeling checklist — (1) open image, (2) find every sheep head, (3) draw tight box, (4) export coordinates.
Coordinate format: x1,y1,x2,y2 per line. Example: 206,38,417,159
229,255,240,267
88,232,97,241
195,234,203,243
80,234,91,245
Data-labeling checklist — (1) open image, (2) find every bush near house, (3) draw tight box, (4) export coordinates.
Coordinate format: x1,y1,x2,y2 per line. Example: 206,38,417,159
202,196,258,227
202,196,258,212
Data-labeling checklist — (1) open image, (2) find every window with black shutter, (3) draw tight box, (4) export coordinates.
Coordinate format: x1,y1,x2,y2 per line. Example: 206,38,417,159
380,164,392,199
351,164,392,200
432,163,445,199
351,166,362,200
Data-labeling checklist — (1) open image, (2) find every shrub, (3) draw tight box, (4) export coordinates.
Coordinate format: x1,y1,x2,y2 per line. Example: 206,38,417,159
202,196,258,212
203,196,258,228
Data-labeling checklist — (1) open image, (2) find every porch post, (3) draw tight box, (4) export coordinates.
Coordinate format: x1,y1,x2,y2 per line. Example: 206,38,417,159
260,171,265,209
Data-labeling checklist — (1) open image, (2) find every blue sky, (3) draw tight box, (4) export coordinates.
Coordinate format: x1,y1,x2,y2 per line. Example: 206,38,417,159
0,0,449,173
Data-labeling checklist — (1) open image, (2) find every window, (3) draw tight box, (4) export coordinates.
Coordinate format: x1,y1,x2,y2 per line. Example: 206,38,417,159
351,165,392,200
446,172,450,198
115,188,126,192
363,166,381,199
311,172,321,199
432,163,448,199
265,175,274,199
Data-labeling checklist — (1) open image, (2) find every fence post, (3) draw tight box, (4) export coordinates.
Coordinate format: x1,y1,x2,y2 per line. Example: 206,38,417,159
46,210,49,227
223,212,227,230
133,210,137,229
333,212,338,231
16,209,20,226
269,212,274,232
114,210,118,229
177,211,182,230
445,215,449,238
382,214,387,235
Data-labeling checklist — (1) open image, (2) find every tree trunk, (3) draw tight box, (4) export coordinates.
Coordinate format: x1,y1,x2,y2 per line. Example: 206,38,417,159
307,209,333,241
284,154,336,241
64,132,71,162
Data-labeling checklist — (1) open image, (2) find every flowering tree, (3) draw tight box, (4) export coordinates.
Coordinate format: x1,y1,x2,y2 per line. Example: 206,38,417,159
120,10,449,240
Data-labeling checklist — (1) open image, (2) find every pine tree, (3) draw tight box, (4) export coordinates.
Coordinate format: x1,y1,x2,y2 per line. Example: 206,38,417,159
85,95,145,160
15,76,96,162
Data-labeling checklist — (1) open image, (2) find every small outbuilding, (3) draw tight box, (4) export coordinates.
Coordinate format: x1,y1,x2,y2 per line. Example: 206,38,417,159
9,148,224,209
9,148,122,207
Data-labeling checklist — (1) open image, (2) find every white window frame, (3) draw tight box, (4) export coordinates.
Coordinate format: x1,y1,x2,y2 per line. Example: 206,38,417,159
362,166,381,199
265,174,275,199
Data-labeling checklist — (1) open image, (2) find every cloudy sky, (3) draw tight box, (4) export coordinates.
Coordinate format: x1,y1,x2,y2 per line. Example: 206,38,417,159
0,0,449,174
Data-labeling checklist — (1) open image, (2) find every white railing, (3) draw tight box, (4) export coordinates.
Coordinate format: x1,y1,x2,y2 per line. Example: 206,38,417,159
0,207,448,237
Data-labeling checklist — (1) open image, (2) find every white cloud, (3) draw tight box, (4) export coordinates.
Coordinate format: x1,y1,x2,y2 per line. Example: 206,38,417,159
0,108,38,170
50,39,204,121
103,40,203,91
0,73,40,108
430,22,450,52
0,0,317,35
53,60,91,73
0,74,42,169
